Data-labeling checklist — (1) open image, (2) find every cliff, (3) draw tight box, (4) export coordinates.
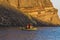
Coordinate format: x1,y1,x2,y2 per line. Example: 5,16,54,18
0,0,60,27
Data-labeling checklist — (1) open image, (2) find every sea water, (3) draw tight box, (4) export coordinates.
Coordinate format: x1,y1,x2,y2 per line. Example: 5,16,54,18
0,27,60,40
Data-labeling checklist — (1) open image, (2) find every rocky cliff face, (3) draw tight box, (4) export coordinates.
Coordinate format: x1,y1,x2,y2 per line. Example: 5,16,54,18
0,0,60,26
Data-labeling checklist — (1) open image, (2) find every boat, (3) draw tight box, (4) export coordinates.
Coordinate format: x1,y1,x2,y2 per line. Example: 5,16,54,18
20,27,37,31
19,24,37,30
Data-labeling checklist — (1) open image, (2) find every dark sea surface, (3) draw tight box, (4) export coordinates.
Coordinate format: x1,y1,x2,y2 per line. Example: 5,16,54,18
0,27,60,40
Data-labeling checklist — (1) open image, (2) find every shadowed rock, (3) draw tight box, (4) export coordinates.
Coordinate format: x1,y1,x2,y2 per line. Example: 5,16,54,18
0,5,33,27
0,0,60,27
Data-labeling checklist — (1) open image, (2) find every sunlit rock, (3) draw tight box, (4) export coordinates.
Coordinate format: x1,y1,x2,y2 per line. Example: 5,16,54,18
0,0,60,26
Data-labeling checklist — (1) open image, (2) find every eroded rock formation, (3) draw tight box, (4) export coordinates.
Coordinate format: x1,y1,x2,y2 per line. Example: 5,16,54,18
0,0,60,26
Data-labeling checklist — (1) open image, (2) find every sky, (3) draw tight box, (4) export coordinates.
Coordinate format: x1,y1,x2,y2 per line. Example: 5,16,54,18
51,0,60,17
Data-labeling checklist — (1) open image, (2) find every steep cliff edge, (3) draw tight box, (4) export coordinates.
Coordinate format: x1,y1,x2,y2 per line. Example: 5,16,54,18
0,0,60,27
18,0,60,25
